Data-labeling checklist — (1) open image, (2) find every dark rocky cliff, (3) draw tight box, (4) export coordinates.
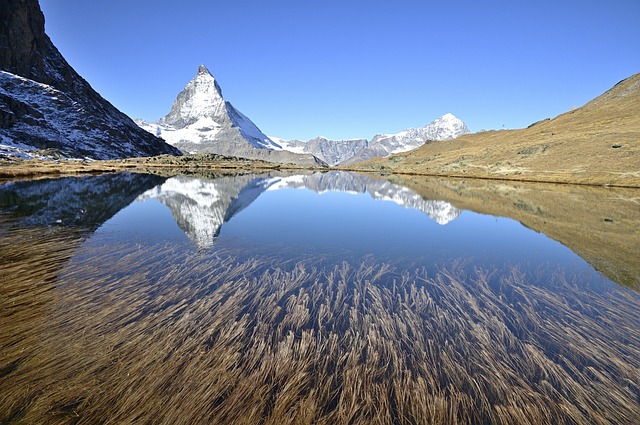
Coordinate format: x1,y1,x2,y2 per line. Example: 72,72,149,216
0,0,181,159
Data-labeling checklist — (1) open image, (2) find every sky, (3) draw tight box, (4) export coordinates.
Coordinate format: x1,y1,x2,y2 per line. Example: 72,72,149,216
39,0,640,141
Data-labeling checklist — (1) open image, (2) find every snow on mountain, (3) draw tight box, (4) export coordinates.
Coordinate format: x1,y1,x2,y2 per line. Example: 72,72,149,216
162,65,228,129
136,65,326,166
0,71,179,159
270,137,307,154
137,65,279,153
275,114,470,166
340,113,470,165
0,0,180,159
226,102,281,150
372,113,470,155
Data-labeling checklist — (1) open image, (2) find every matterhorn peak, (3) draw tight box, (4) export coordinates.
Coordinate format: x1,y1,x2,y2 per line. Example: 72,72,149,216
138,64,286,155
160,64,225,128
197,64,212,76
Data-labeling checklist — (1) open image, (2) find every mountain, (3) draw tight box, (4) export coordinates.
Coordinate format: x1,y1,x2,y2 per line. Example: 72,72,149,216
275,136,369,166
275,114,470,166
340,113,470,165
139,65,280,152
136,66,325,167
349,73,640,187
0,0,180,159
139,171,461,249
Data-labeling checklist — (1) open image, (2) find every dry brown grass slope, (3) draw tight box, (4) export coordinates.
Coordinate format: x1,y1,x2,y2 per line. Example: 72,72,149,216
346,73,640,187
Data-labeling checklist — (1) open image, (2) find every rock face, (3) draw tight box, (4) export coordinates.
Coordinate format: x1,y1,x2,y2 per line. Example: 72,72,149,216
137,65,325,167
275,136,369,166
0,0,181,159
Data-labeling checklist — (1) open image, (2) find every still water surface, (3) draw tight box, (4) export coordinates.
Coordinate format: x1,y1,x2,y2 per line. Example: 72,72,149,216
0,171,638,424
99,173,590,272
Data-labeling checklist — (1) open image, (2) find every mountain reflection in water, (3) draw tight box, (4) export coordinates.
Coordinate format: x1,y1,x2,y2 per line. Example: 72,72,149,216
0,173,165,229
137,171,462,249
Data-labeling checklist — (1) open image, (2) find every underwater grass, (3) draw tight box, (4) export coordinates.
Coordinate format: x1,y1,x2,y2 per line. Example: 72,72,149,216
0,226,638,424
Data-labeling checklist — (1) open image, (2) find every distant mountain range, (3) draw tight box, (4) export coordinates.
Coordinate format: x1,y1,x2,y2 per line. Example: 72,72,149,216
349,72,640,186
277,113,470,166
134,66,470,166
0,0,180,159
273,137,369,166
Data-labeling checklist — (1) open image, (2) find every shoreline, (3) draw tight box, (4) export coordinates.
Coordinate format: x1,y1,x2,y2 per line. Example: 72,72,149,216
2,156,640,189
339,166,640,189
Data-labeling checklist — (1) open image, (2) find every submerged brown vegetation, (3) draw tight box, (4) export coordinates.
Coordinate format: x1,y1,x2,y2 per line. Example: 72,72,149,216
1,224,638,424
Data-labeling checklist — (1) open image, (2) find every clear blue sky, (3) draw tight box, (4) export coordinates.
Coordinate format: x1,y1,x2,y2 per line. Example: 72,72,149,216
39,0,640,141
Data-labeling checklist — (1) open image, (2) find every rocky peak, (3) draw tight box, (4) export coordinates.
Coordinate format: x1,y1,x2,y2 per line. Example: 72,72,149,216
161,65,226,128
197,64,212,76
426,113,470,138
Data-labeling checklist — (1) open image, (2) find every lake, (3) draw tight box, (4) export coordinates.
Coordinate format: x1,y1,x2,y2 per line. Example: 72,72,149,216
1,171,638,424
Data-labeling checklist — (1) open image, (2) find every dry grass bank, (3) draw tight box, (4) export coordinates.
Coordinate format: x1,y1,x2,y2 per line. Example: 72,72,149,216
345,73,640,188
0,153,325,181
1,225,638,424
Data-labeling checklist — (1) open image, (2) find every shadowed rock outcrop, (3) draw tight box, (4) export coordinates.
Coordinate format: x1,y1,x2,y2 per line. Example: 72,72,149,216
0,0,181,159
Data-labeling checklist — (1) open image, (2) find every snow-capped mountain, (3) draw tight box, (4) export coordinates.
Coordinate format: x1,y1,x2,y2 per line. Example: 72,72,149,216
139,65,280,151
275,136,368,166
274,114,470,166
136,65,325,166
371,113,470,154
0,0,180,159
138,172,461,249
340,113,470,165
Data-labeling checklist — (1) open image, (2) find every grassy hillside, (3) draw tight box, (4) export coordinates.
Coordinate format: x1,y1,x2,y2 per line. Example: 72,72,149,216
346,73,640,187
